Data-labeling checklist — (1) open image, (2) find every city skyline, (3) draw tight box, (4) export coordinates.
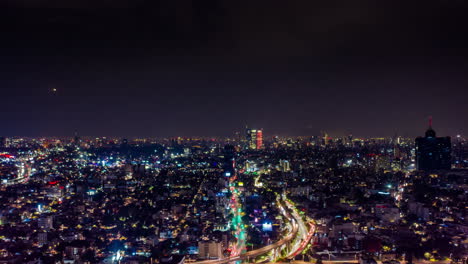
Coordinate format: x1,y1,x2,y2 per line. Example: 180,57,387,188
0,120,463,139
1,2,467,262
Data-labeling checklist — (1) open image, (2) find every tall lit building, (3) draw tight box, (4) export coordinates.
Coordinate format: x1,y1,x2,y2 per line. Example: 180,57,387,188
322,132,328,146
246,128,263,150
256,129,263,149
415,119,451,171
246,128,256,149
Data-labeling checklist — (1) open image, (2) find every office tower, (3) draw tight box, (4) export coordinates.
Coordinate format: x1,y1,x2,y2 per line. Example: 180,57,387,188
246,127,256,149
322,131,328,146
415,118,451,171
453,135,466,168
256,129,263,149
246,128,263,150
0,137,5,148
223,144,236,177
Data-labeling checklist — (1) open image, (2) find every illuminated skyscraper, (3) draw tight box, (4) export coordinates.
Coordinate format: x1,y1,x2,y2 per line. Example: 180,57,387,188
246,128,256,149
246,128,263,150
256,129,263,149
322,131,328,146
415,118,451,171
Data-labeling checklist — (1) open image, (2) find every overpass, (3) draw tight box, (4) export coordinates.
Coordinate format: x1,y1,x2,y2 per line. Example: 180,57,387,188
192,196,300,264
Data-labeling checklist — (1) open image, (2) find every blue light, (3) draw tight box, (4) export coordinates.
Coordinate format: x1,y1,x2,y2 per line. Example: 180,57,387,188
262,222,273,231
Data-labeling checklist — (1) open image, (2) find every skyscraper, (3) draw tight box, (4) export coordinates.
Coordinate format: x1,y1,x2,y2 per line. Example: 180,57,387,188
256,129,263,149
246,128,263,150
415,118,451,171
223,144,236,177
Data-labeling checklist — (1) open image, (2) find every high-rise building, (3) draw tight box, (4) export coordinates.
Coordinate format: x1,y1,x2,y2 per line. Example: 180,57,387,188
223,144,236,177
246,128,263,150
415,119,451,171
321,131,329,146
256,129,263,149
453,135,466,168
246,128,256,149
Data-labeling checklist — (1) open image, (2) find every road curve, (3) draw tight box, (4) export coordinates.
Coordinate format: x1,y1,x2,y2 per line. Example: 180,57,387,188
192,198,299,264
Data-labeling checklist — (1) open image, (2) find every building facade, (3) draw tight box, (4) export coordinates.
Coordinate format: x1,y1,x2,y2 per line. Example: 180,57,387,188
246,128,263,150
415,124,451,171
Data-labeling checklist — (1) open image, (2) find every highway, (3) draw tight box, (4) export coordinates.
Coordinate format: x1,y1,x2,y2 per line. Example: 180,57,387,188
287,222,315,259
192,196,299,264
269,260,452,264
273,261,358,264
4,160,31,186
229,184,247,257
284,195,316,260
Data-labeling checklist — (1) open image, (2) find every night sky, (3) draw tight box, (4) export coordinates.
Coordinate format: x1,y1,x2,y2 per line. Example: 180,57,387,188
1,1,467,138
